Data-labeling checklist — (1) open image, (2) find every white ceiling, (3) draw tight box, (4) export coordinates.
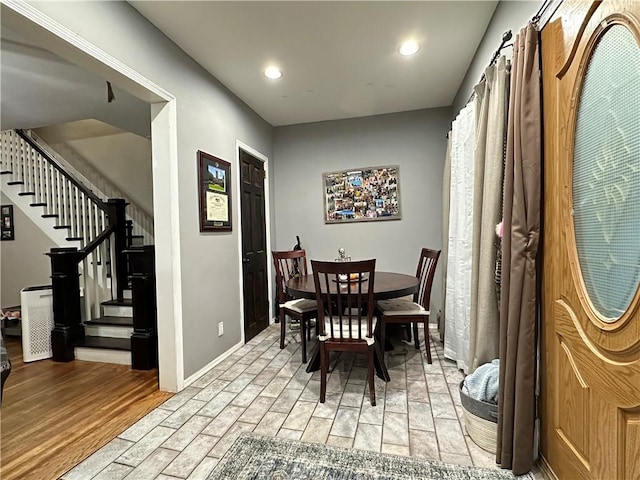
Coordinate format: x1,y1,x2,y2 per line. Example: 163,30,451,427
129,1,498,126
1,2,498,134
0,25,152,137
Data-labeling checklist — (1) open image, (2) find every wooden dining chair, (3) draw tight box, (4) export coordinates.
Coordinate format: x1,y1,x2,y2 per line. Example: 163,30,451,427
311,259,378,406
272,249,318,363
376,248,440,364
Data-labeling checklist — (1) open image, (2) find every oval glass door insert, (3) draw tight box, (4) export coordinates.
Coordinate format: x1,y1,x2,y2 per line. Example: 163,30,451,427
573,24,640,321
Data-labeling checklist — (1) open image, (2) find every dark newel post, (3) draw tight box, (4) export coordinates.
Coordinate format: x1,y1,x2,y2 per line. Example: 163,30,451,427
105,199,128,302
125,245,158,370
48,247,84,362
125,220,134,247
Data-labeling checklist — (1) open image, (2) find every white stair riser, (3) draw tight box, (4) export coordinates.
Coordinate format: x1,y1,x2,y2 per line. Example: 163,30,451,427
75,347,131,365
102,305,133,317
85,325,133,339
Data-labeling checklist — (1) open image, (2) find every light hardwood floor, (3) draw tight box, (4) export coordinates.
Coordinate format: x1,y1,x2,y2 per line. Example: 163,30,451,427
0,337,172,480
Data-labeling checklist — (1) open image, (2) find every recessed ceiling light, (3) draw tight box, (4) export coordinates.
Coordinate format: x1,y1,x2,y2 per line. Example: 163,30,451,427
399,40,420,56
264,67,282,79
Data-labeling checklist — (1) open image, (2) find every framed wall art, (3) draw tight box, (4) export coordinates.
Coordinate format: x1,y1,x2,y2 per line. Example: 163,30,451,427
323,165,401,224
198,150,232,232
1,205,14,240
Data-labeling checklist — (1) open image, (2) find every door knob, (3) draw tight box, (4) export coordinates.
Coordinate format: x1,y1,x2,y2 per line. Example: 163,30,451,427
242,258,249,263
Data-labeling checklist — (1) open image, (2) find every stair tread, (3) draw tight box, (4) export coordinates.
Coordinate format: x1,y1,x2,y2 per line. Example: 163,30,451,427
102,298,133,307
42,214,58,218
6,181,24,185
30,202,47,207
53,225,70,230
0,171,13,175
18,191,35,196
85,316,133,327
75,336,131,351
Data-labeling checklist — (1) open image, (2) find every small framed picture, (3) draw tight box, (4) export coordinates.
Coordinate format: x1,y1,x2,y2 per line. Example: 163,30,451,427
1,204,14,241
198,150,232,232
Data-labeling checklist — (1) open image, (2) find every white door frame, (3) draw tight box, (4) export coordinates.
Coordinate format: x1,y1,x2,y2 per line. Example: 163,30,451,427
2,0,184,391
235,140,275,345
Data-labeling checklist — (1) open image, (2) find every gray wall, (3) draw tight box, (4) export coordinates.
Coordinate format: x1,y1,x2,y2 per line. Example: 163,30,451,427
273,108,450,313
0,194,54,307
27,1,274,379
48,132,154,216
452,1,540,114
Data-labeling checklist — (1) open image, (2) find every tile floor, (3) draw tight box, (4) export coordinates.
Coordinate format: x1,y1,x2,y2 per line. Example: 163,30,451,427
62,323,500,480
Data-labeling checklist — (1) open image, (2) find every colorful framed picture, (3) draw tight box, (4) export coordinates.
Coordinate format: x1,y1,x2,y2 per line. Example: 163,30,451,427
198,151,232,232
323,165,401,224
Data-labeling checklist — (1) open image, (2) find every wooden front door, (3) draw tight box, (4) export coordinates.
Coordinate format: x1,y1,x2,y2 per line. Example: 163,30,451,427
239,149,269,342
541,2,640,479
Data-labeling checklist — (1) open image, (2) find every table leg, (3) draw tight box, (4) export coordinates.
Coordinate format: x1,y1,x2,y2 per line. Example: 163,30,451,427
373,341,390,382
305,343,320,373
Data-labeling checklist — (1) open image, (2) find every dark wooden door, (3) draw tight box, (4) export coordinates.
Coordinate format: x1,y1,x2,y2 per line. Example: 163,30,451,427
240,149,269,341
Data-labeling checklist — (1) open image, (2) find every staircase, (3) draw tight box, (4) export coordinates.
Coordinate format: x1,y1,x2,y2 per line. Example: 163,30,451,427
0,129,157,369
76,296,133,365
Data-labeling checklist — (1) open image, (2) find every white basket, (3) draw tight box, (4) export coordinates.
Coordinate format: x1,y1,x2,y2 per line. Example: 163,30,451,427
459,381,498,454
21,286,54,362
463,407,498,453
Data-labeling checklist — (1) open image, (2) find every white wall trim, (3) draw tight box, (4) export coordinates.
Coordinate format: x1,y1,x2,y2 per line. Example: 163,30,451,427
183,340,243,387
235,140,275,346
3,0,184,392
1,0,173,103
152,100,184,392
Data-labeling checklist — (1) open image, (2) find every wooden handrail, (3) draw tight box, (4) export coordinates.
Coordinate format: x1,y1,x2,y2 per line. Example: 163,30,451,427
15,129,108,211
80,225,115,259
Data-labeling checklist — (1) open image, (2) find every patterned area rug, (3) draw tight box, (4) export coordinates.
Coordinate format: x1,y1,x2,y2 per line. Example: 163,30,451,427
208,433,533,479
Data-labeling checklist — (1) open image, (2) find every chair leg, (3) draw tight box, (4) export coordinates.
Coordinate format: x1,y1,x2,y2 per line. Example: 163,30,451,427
320,343,328,403
279,309,286,350
367,345,376,406
423,320,432,364
301,317,308,364
413,322,420,349
380,317,387,354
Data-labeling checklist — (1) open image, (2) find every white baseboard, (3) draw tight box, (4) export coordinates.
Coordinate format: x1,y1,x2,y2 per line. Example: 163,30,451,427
537,456,559,480
183,341,243,387
75,347,131,365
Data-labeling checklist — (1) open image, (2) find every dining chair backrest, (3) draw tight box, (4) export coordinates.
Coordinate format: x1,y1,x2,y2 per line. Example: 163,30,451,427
414,248,441,310
272,249,310,304
311,259,376,342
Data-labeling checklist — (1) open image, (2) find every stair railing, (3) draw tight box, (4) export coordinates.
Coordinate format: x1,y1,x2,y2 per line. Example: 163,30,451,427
1,129,130,361
25,129,154,244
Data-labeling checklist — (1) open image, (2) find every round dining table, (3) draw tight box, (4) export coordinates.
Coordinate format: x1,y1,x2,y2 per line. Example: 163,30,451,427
285,271,419,301
285,271,419,380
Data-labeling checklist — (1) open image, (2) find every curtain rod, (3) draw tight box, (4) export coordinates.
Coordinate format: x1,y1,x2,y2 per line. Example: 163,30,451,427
457,0,556,117
488,30,513,68
463,30,513,106
531,0,552,26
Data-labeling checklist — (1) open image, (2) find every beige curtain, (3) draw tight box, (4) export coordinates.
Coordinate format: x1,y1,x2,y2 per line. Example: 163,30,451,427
496,24,541,475
468,57,509,372
439,134,452,342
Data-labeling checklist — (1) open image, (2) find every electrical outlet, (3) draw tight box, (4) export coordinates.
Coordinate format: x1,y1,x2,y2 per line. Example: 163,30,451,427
218,322,224,337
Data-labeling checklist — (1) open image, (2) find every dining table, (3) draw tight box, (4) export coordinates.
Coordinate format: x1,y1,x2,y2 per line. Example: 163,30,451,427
285,271,420,380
